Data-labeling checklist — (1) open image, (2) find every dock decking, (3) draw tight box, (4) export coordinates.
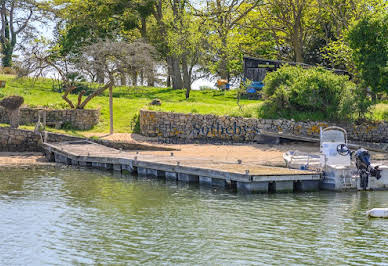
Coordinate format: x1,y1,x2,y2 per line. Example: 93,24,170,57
43,141,322,193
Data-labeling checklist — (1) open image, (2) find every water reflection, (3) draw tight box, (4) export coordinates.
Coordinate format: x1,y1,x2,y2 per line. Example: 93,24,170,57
0,167,387,265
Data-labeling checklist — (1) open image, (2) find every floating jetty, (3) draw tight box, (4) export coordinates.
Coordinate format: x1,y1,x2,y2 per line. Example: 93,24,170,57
43,140,321,193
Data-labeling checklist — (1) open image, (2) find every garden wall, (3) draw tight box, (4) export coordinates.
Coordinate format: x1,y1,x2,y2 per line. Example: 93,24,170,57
140,110,388,144
0,107,100,130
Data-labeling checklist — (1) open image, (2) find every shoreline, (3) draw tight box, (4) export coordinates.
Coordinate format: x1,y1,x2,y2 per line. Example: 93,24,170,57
0,152,53,167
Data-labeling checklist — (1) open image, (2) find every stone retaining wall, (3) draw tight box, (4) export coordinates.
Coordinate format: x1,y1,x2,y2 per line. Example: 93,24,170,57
0,127,42,152
0,127,85,152
0,107,100,130
140,110,388,144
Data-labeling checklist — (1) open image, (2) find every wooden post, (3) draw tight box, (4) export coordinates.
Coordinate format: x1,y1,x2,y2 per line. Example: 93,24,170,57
109,85,113,135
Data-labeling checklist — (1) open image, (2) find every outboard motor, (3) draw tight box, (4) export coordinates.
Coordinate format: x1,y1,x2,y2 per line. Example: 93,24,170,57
354,148,382,190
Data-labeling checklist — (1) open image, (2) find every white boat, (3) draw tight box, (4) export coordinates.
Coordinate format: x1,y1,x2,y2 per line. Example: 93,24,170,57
367,208,388,218
284,126,388,191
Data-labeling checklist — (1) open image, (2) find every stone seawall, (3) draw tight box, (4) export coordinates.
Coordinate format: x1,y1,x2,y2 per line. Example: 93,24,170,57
0,127,43,152
0,127,85,152
0,107,100,130
140,110,388,144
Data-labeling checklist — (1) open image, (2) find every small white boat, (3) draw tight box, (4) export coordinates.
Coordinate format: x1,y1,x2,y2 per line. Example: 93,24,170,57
367,208,388,218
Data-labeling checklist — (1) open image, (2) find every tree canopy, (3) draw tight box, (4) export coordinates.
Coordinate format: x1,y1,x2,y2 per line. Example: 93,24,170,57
10,0,387,109
348,12,388,97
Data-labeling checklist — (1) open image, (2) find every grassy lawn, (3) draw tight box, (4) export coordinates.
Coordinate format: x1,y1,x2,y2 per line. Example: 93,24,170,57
0,75,263,135
0,75,386,136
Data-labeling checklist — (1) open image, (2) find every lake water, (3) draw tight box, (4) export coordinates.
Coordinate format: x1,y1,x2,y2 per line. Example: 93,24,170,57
0,167,387,265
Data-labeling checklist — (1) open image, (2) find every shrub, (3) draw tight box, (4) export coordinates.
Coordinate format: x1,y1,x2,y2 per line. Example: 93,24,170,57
0,95,24,110
0,95,24,128
263,65,303,97
263,66,359,121
130,114,141,133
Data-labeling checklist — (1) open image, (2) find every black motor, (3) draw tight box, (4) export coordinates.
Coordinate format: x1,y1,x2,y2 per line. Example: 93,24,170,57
354,148,382,190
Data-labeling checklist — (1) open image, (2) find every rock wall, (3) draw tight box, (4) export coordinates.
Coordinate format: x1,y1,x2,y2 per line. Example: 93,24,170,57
0,127,42,152
0,107,100,130
140,110,388,144
0,127,87,152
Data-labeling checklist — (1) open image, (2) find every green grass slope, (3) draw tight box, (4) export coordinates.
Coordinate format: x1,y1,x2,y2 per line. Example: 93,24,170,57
0,75,262,134
0,75,386,136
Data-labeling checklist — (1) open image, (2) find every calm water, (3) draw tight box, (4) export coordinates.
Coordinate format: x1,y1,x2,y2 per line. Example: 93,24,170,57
0,167,387,265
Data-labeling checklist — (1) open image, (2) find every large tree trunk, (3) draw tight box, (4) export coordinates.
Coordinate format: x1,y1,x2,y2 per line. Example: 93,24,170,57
147,66,155,87
94,56,105,83
219,36,229,80
140,70,144,85
170,57,183,90
166,57,174,87
293,21,304,63
131,71,138,86
182,56,191,99
167,75,171,87
140,17,147,38
1,44,14,67
120,73,127,86
0,15,16,67
293,39,304,63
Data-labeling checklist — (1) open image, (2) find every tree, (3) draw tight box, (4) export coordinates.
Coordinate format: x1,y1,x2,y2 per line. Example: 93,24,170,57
320,38,354,72
348,12,388,98
249,0,386,65
254,0,319,63
151,0,185,90
149,0,208,96
48,0,154,83
307,0,387,66
167,9,208,98
0,0,42,67
193,0,262,80
77,40,157,134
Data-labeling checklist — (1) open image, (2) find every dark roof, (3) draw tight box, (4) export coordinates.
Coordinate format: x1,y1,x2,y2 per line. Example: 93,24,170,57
243,56,349,75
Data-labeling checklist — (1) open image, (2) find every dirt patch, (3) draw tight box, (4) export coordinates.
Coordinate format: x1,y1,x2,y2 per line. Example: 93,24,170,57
0,152,51,166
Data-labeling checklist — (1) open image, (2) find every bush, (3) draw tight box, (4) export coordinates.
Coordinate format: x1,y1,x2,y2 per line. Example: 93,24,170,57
263,65,303,97
130,114,141,133
0,95,24,110
263,66,359,121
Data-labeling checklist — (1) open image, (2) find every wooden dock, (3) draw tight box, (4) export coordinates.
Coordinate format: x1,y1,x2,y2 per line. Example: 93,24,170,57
43,140,322,193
